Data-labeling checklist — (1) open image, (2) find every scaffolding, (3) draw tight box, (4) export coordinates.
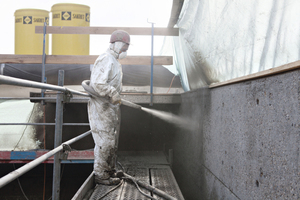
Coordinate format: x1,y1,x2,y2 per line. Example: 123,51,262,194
0,71,93,199
0,72,184,200
0,14,183,199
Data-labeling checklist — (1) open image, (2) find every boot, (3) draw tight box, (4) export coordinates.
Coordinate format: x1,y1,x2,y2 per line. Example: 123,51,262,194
112,170,124,178
95,174,120,185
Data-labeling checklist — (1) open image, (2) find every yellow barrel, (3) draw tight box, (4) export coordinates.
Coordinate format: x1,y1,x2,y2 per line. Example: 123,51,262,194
14,9,49,55
51,3,90,55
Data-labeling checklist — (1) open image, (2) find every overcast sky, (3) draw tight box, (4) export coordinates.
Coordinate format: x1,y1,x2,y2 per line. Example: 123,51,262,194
0,0,172,55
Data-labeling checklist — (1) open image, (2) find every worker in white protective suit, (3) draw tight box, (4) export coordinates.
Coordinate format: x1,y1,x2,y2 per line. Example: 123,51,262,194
82,30,130,185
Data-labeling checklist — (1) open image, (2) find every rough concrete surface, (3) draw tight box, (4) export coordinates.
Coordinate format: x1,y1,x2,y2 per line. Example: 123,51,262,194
171,69,299,200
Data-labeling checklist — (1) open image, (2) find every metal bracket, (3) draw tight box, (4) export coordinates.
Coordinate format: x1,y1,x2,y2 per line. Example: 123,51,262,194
60,144,72,160
63,89,73,103
63,143,72,152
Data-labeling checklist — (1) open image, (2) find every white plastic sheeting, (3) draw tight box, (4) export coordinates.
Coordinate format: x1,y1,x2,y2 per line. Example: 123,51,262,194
163,0,300,91
0,100,42,150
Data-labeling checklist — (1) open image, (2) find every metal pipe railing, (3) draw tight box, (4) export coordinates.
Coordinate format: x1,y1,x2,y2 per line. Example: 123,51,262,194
0,75,142,110
52,70,64,200
0,73,94,198
0,75,89,97
0,97,57,100
41,22,47,105
0,130,91,188
0,123,90,126
149,21,154,106
0,72,142,198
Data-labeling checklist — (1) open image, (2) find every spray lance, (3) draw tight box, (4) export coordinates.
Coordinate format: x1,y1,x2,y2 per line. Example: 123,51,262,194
0,75,197,130
0,75,142,110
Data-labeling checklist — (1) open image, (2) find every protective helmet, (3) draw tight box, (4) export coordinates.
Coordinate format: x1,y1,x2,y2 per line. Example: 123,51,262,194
110,30,130,45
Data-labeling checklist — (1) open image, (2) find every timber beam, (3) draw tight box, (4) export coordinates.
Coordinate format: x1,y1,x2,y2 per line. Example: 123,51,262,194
35,26,179,36
210,60,300,88
168,0,185,28
0,54,173,65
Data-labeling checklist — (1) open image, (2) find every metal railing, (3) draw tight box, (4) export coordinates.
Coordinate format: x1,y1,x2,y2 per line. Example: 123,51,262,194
0,74,90,97
0,123,89,126
0,130,91,188
0,71,92,200
0,71,142,200
0,21,140,199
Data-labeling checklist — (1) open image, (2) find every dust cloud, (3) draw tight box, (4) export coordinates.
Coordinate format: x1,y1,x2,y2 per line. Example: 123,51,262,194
141,107,199,131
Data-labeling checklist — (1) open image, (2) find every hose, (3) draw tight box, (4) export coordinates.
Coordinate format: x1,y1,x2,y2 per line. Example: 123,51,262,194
117,162,154,199
123,177,157,200
117,171,177,200
96,180,124,200
93,161,176,200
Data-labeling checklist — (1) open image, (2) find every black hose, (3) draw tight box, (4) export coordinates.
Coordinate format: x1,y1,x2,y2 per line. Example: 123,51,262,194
126,177,157,200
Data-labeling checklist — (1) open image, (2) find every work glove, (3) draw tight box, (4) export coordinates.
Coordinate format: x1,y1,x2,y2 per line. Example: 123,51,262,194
110,92,121,105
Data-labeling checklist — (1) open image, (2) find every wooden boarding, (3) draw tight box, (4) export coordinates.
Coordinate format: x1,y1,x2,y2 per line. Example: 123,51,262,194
209,60,300,88
0,54,173,65
35,26,179,36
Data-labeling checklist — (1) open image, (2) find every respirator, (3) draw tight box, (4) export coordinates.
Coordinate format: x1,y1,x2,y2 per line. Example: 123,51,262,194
118,51,127,59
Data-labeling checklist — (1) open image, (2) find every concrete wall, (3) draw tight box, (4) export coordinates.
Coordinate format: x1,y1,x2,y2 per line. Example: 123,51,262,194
170,69,299,200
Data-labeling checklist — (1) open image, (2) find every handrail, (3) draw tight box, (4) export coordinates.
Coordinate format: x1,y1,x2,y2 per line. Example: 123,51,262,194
0,75,142,110
0,123,89,126
0,130,91,188
0,97,57,100
0,75,89,97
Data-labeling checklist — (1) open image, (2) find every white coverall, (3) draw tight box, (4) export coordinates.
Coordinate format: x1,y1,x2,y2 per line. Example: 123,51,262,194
88,47,123,180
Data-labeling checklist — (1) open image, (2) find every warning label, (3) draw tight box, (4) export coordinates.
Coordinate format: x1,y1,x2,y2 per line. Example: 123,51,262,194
15,18,22,23
23,16,32,24
86,13,90,22
73,13,84,19
62,11,71,20
53,13,60,19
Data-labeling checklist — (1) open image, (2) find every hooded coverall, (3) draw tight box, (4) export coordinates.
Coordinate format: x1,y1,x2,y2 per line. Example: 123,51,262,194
88,48,122,180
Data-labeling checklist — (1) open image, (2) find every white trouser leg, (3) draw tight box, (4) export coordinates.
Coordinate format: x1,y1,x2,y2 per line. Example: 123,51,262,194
92,131,116,179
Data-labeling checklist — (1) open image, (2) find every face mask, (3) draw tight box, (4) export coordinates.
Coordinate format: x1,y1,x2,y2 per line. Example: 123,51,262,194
118,51,127,59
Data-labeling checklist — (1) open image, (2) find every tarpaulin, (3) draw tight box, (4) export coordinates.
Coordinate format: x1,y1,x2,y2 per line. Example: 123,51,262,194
162,0,300,91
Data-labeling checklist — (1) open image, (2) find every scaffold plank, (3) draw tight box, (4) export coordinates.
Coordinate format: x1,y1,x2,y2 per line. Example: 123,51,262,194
209,60,300,88
35,26,179,36
72,152,184,200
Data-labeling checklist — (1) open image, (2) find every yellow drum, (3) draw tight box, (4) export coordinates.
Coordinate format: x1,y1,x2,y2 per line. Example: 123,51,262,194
14,9,49,55
51,3,90,55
